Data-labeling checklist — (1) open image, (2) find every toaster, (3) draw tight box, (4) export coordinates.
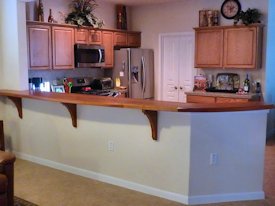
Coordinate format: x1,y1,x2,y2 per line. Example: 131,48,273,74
91,77,114,90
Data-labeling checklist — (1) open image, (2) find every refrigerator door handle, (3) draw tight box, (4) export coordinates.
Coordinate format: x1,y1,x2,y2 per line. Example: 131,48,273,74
127,49,132,98
141,56,146,96
141,58,144,89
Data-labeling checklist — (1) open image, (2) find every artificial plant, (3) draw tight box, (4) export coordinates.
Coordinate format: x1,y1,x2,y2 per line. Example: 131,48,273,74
234,8,262,25
65,0,104,28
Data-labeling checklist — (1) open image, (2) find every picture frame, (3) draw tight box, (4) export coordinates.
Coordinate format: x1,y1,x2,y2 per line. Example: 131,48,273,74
199,10,208,27
51,85,65,93
199,10,220,27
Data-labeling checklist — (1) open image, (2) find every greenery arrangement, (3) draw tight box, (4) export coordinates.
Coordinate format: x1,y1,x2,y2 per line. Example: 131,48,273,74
234,8,262,25
65,0,104,28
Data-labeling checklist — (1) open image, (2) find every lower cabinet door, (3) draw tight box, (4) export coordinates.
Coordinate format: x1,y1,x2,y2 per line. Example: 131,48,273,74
216,97,248,103
186,95,216,103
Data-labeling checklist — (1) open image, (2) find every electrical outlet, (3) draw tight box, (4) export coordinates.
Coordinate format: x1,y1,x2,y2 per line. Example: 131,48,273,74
210,153,218,166
108,140,114,152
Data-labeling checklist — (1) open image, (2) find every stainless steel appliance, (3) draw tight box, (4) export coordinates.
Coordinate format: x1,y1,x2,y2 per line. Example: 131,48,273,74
70,77,119,97
113,48,154,99
74,44,105,68
90,77,114,90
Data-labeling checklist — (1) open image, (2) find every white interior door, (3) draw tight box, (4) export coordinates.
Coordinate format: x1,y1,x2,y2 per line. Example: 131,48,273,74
161,35,179,102
160,32,195,102
178,34,195,102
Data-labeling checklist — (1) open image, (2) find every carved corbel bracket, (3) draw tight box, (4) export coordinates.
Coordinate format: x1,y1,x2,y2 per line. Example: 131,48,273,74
62,103,77,128
8,97,22,119
142,110,158,141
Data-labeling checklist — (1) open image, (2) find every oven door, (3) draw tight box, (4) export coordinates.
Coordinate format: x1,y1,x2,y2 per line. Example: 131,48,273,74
74,44,105,68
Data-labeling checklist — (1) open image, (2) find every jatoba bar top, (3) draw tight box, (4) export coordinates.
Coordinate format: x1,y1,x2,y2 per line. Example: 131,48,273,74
0,89,273,141
0,90,272,112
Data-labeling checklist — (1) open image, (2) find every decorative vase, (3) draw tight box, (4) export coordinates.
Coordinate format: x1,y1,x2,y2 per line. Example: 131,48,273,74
116,5,127,30
37,0,44,22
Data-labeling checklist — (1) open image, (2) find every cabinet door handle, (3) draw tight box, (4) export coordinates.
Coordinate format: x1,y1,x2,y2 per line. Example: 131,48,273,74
180,86,183,90
174,86,178,90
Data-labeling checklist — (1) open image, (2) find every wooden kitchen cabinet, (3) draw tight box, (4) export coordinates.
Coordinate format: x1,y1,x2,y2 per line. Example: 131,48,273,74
28,23,74,70
75,28,88,44
27,21,141,70
187,95,216,103
195,29,223,68
52,26,75,69
102,31,114,68
127,32,141,47
113,31,141,48
27,25,52,70
194,24,263,69
216,97,248,103
186,94,257,103
75,28,102,45
89,30,102,44
113,32,127,46
223,26,262,69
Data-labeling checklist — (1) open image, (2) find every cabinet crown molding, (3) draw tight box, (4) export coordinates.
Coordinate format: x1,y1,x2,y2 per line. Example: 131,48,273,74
27,21,141,34
194,23,264,31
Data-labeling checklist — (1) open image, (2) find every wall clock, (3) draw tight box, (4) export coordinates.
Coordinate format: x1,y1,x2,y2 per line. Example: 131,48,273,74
221,0,241,19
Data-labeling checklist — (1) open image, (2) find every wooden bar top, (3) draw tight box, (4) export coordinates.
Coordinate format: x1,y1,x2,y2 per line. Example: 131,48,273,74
0,90,272,112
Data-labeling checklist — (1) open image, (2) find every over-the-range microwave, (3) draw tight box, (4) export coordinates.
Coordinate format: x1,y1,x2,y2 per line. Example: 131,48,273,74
74,44,105,68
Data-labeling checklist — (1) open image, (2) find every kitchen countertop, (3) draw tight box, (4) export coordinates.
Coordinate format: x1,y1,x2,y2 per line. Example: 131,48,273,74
0,89,272,141
185,91,261,100
0,90,270,112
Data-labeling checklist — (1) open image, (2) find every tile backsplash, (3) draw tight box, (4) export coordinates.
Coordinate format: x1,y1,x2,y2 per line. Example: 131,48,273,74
197,68,264,93
28,68,107,83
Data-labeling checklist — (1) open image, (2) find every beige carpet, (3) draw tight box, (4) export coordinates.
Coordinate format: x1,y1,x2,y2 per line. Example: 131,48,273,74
14,196,38,206
14,141,275,206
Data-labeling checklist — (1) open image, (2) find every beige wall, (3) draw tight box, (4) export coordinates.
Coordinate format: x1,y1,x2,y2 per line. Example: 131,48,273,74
5,99,191,198
3,98,268,204
130,0,268,99
26,0,117,29
0,0,28,90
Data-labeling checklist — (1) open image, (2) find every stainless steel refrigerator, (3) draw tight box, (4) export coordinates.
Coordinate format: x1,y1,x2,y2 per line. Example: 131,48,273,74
113,48,154,99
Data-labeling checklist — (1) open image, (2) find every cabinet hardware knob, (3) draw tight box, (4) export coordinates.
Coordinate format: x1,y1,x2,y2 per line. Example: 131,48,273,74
180,87,183,90
174,86,178,90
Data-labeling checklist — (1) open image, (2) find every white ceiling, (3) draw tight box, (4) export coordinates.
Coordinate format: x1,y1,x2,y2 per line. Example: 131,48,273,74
102,0,182,6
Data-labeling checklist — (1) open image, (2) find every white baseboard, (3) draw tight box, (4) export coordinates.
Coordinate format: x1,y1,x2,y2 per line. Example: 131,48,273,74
188,192,265,205
15,152,264,205
15,152,188,204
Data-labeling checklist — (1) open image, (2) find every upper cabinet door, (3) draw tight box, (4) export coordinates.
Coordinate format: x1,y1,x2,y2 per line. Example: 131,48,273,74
194,24,263,69
195,28,223,68
223,27,261,69
102,31,114,68
89,30,102,44
27,25,52,70
113,32,127,46
52,26,75,69
127,33,141,48
75,28,88,44
75,29,102,45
